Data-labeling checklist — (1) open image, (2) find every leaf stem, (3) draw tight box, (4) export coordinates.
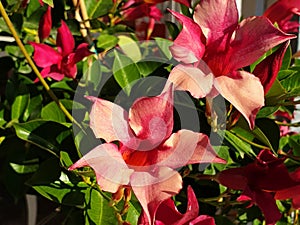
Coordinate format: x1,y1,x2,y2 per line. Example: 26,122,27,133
0,2,82,129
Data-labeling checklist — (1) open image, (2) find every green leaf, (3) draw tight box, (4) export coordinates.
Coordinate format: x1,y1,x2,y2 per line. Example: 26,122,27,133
32,180,88,207
27,158,61,185
165,21,180,40
11,84,30,121
42,0,54,7
85,187,117,225
154,37,173,60
225,130,256,158
280,45,292,70
13,120,71,155
60,151,74,168
136,61,163,77
280,70,300,94
253,118,280,152
113,50,141,95
10,159,39,174
124,199,142,225
117,35,142,62
265,79,286,106
97,34,119,51
42,101,66,123
85,0,113,19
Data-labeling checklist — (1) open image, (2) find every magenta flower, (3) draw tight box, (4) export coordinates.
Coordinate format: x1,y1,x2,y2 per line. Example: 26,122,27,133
264,0,300,33
38,6,52,42
217,149,298,225
139,186,216,225
275,167,300,209
69,85,225,224
168,0,294,129
30,21,91,82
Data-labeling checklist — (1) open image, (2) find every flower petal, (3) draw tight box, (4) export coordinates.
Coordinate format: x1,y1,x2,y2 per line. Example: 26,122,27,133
157,129,225,169
29,42,62,68
193,0,238,47
86,96,135,146
253,190,282,225
169,10,205,63
69,143,133,193
155,186,199,224
38,6,52,42
216,167,248,190
253,41,290,94
131,167,182,225
229,16,295,70
71,43,92,64
128,84,174,149
168,64,213,98
214,71,264,129
56,20,75,56
190,215,216,225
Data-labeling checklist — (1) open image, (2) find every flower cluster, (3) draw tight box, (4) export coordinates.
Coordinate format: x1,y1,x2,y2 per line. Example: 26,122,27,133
1,0,300,224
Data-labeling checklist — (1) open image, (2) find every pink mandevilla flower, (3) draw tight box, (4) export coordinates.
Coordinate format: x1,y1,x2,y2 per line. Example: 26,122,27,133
119,0,190,39
69,84,225,224
264,0,300,33
168,0,294,129
216,149,299,225
30,21,91,82
139,185,216,225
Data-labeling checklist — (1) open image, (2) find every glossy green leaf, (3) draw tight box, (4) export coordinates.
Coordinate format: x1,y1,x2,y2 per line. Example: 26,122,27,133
85,187,117,225
13,120,71,155
225,130,256,158
113,50,141,95
97,34,119,51
60,151,74,168
154,37,173,60
11,85,30,121
41,101,66,123
280,45,292,70
85,0,113,19
10,159,39,174
117,35,141,62
42,0,54,7
165,21,180,41
253,118,280,152
27,158,61,185
32,179,88,207
136,61,163,77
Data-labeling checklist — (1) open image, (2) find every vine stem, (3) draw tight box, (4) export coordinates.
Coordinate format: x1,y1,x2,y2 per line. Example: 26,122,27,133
0,2,81,128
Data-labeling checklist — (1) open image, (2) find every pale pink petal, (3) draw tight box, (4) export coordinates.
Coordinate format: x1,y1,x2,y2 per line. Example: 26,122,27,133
157,129,225,169
169,10,205,63
68,143,133,193
214,71,264,129
131,167,182,225
253,41,290,94
193,0,238,47
128,84,174,149
29,42,62,68
56,20,75,56
86,96,135,146
168,64,213,98
229,16,295,70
